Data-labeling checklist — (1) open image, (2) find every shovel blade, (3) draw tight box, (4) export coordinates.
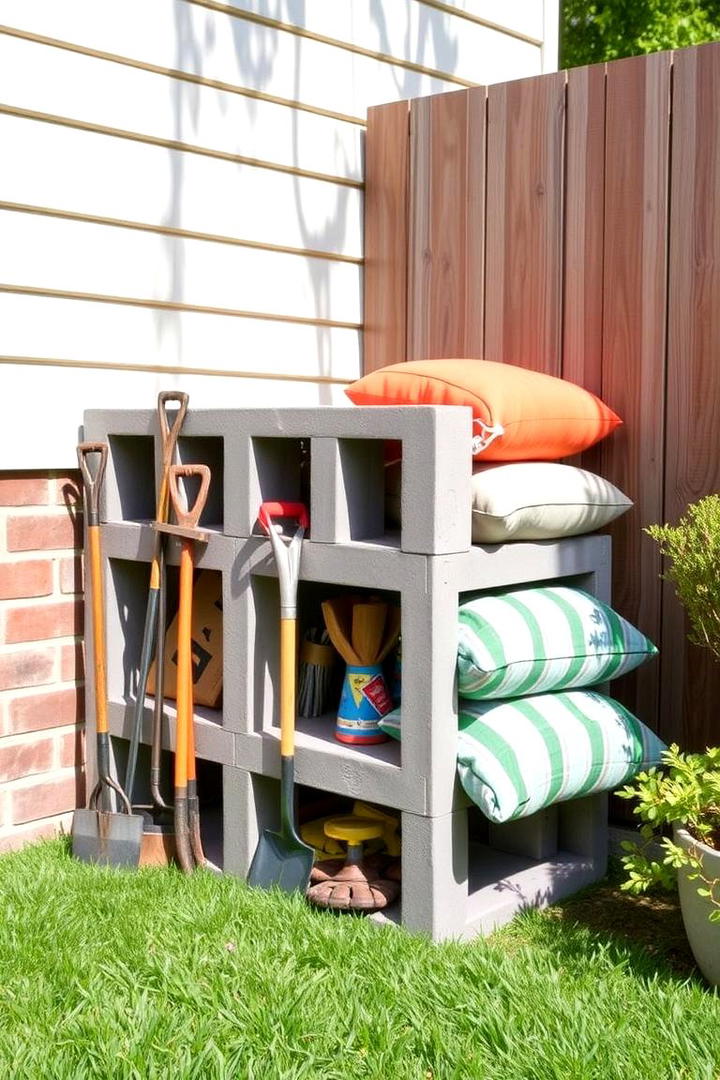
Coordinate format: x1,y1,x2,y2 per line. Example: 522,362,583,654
72,808,143,868
247,829,314,893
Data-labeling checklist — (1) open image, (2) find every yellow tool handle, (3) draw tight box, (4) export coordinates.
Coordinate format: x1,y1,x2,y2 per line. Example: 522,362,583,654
280,617,297,757
175,541,194,788
88,524,108,737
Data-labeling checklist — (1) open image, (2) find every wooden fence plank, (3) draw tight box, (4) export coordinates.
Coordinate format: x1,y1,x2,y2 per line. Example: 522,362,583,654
600,51,671,726
363,100,410,373
484,71,565,374
661,43,720,748
562,62,606,475
407,88,486,361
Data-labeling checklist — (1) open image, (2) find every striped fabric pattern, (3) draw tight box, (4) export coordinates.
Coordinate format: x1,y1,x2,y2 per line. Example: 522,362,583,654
455,691,666,823
378,691,666,824
457,585,657,699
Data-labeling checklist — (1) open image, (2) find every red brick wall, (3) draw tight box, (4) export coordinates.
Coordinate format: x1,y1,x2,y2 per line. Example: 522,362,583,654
0,471,85,853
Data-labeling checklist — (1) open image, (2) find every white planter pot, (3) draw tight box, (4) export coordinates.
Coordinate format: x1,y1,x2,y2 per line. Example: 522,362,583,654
674,825,720,986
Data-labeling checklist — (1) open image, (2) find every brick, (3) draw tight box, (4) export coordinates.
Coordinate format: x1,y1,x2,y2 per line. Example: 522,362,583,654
0,475,50,507
59,555,83,595
7,512,82,552
0,559,53,600
59,727,84,770
7,686,84,734
10,771,80,825
0,813,74,854
53,473,82,507
0,733,55,783
62,642,85,683
0,647,56,692
3,600,83,644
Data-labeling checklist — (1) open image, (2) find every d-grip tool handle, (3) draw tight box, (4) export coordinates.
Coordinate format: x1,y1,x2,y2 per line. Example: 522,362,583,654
258,501,309,533
77,443,108,527
168,464,211,531
158,392,189,471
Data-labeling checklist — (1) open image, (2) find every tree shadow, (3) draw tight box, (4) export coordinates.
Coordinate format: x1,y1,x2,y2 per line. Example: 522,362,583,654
531,863,699,982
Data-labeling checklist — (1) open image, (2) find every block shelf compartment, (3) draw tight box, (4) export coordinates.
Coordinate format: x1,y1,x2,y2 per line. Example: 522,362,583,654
82,405,615,942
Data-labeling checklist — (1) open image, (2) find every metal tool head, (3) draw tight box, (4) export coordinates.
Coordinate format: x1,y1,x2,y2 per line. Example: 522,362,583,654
71,780,143,868
247,827,314,894
71,808,143,868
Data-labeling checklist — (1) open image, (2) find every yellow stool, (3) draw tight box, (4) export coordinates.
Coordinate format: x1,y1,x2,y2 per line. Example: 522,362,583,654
324,816,384,867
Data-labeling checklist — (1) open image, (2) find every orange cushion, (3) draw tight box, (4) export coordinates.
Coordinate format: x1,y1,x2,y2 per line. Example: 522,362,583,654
345,359,621,461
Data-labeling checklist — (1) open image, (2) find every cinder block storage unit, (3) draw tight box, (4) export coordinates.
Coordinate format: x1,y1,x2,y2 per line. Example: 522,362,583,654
83,406,611,941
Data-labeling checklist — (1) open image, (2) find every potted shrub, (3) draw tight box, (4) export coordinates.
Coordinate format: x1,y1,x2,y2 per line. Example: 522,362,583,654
619,494,720,984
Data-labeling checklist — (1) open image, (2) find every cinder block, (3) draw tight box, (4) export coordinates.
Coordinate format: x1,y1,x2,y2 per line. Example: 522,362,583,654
489,806,559,861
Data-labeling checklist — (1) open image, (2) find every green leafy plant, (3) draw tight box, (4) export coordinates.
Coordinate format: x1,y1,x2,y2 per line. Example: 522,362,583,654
619,495,720,920
646,494,720,663
618,745,720,919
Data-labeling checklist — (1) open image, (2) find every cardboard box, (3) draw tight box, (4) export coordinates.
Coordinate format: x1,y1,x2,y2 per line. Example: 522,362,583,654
148,569,223,708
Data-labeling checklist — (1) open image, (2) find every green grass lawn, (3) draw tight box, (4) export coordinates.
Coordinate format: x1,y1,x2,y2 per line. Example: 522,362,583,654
1,839,719,1080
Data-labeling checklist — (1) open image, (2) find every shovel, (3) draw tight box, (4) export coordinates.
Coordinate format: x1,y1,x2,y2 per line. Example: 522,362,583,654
156,464,211,873
124,392,188,864
72,443,142,867
247,502,314,893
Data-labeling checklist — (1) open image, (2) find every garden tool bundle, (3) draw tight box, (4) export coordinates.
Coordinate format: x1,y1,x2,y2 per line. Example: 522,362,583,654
247,502,314,894
321,595,400,744
125,391,188,867
72,443,142,868
155,464,212,873
297,627,335,717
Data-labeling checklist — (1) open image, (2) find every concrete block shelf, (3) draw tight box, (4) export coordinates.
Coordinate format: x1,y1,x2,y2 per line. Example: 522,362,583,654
83,405,613,941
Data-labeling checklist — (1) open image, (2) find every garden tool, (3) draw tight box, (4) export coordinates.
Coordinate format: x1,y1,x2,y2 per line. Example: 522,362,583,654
306,816,401,912
125,391,188,866
72,443,142,868
321,595,400,744
156,463,211,873
247,502,314,894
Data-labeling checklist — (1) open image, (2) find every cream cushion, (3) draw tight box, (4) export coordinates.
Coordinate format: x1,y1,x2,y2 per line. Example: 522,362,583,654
469,462,632,543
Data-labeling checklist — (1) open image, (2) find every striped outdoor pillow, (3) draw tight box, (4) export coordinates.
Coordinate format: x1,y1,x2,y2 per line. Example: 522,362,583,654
378,692,666,824
457,585,656,699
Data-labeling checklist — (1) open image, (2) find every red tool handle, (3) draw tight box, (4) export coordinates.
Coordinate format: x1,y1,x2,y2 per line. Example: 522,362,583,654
258,501,309,533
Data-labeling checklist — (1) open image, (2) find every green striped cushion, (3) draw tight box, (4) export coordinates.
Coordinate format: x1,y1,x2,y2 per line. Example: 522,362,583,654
457,585,657,699
379,692,666,824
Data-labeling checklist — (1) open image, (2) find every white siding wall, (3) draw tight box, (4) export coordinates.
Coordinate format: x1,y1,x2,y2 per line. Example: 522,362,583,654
0,0,558,466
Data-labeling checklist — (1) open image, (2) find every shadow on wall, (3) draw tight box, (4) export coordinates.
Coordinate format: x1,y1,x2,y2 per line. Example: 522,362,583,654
162,1,459,396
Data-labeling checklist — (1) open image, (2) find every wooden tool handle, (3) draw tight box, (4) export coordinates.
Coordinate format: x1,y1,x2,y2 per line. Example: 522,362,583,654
76,443,108,527
168,464,211,530
157,391,189,470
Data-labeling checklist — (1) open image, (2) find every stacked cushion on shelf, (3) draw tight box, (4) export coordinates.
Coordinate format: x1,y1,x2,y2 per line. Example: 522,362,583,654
346,358,621,461
379,691,667,824
469,462,632,542
457,585,657,699
384,461,633,542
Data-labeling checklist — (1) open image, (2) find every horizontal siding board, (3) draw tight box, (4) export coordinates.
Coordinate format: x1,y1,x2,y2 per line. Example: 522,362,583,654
418,0,545,41
0,33,364,181
0,210,363,323
208,0,542,84
0,116,364,257
0,0,469,119
0,363,348,470
0,294,361,379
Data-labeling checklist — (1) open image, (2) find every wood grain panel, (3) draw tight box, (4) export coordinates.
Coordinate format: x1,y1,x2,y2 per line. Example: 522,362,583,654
562,63,606,475
363,100,410,372
407,88,486,361
485,71,565,374
601,51,671,726
661,44,720,748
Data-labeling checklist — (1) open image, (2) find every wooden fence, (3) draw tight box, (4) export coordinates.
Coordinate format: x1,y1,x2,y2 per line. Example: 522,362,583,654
364,43,720,752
